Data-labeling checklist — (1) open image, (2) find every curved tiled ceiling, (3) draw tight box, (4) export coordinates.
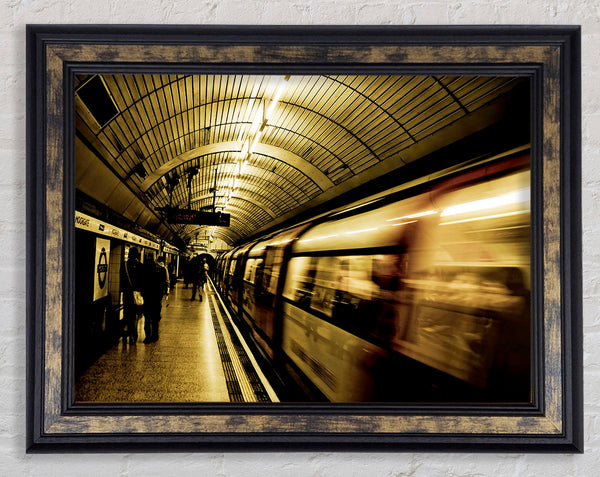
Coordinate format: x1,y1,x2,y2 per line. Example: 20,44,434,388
75,73,525,248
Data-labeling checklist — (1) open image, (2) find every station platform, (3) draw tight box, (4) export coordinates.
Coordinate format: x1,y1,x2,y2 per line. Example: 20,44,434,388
74,279,279,403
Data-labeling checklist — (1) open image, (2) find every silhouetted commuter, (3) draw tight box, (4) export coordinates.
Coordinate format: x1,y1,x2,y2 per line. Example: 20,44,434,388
156,256,170,319
167,259,176,291
142,254,168,343
202,258,209,280
121,246,144,344
190,254,206,301
182,257,191,288
156,255,170,291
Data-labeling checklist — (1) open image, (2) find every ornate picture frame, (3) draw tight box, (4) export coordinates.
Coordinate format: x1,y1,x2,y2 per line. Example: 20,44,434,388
26,25,582,452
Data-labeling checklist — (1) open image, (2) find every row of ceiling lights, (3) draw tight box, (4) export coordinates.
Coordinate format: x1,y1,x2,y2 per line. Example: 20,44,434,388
208,75,290,243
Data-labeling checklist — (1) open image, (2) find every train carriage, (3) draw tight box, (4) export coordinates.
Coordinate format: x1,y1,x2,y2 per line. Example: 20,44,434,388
219,151,532,402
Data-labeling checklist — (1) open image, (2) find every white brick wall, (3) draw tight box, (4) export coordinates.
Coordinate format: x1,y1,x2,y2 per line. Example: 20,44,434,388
2,0,597,474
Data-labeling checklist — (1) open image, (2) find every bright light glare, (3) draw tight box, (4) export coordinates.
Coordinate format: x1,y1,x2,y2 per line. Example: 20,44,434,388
265,77,289,119
345,227,378,235
440,209,529,226
389,220,417,227
386,210,436,222
250,130,262,153
266,86,285,118
249,103,264,135
240,140,249,158
298,234,338,243
269,238,293,246
441,187,530,217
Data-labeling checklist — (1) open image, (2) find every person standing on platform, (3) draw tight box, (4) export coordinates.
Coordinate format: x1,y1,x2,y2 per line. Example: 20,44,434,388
183,257,191,289
202,258,209,284
167,258,176,291
142,253,168,343
190,254,205,302
156,255,170,317
121,246,144,344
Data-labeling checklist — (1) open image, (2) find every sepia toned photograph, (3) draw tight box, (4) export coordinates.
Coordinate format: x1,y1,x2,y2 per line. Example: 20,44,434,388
72,72,532,404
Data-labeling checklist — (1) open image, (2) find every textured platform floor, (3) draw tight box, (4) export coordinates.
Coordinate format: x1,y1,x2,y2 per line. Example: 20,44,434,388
75,281,231,402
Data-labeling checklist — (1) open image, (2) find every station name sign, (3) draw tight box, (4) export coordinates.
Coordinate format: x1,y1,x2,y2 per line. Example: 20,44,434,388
75,211,160,250
165,208,230,226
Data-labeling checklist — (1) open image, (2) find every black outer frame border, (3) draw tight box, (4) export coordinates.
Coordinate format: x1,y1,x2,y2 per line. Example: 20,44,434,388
560,25,583,455
20,23,582,46
26,23,48,453
25,24,582,453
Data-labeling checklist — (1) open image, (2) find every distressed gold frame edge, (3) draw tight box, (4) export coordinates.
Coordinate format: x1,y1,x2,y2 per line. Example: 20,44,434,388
26,25,583,452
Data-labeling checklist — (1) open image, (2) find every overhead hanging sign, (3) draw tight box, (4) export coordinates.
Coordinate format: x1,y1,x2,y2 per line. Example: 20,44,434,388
165,208,230,226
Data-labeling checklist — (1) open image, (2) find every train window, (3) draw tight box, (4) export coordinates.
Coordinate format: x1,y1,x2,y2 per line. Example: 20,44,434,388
327,256,376,326
227,258,237,289
244,258,263,284
242,259,252,282
262,247,285,295
337,256,376,299
321,254,404,340
286,252,411,343
243,259,253,281
283,256,316,303
228,258,236,276
309,256,340,318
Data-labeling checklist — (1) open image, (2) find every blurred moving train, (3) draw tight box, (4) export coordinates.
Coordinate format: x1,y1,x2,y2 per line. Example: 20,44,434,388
215,151,532,403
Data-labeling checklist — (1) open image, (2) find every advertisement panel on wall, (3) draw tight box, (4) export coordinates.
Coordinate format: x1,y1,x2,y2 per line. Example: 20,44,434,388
93,238,110,301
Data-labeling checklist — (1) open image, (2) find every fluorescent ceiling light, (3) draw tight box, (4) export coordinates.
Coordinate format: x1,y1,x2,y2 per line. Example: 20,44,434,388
240,140,249,158
250,130,262,153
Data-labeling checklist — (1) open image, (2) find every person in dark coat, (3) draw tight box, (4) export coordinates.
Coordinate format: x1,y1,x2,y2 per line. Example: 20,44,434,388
142,254,168,343
156,255,170,320
121,246,144,344
167,259,176,291
190,254,206,301
182,257,191,288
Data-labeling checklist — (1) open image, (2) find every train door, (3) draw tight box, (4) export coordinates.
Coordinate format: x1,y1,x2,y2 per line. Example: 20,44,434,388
229,247,249,313
251,245,281,358
251,227,307,359
227,254,239,312
221,249,235,299
240,239,269,346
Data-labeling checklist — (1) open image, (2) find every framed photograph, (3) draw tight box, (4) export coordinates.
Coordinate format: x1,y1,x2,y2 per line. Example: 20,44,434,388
26,25,582,452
